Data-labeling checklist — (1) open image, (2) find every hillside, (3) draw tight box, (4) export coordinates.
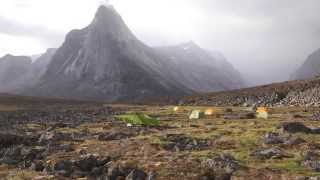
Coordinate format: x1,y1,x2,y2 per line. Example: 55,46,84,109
180,77,320,107
291,48,320,80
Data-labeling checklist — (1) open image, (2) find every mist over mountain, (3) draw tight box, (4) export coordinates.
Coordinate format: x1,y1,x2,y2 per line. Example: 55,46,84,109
156,42,245,92
19,5,244,102
0,48,57,92
29,48,57,81
0,55,32,92
291,48,320,80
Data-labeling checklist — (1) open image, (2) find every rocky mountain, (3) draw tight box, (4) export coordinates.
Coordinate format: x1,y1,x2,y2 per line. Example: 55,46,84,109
20,5,245,102
24,6,192,102
0,55,32,92
291,48,320,80
156,42,245,92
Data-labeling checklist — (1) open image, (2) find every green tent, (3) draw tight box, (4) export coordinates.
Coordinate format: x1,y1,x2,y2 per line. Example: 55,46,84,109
116,113,160,126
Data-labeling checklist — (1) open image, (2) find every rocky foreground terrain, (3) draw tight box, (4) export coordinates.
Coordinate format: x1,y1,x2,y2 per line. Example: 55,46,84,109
181,77,320,107
1,94,320,179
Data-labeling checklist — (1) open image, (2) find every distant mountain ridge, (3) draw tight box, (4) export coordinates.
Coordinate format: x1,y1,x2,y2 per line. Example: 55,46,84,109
0,49,57,92
156,42,245,92
291,48,320,80
0,55,32,92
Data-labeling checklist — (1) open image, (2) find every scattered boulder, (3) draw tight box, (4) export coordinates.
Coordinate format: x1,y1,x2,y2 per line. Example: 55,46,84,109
74,154,110,172
126,169,147,180
53,160,74,177
284,136,306,146
0,133,36,147
201,154,239,180
279,122,312,134
38,131,72,145
303,151,320,172
0,146,45,166
262,132,306,146
106,163,148,180
263,132,284,144
98,131,134,141
0,146,24,165
160,134,208,152
251,147,291,160
311,112,320,121
30,161,45,172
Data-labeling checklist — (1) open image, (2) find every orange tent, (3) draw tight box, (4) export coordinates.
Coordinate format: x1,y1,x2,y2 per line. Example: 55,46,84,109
204,108,215,116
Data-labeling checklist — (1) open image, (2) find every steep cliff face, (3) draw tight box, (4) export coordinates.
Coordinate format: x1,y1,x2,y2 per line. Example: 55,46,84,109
25,6,191,102
0,55,32,92
291,48,320,80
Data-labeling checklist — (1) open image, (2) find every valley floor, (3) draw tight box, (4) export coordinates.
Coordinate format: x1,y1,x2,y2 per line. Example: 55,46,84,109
0,98,320,179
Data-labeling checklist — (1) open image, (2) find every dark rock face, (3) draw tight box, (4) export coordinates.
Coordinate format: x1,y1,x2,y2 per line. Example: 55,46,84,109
291,48,320,80
24,5,191,102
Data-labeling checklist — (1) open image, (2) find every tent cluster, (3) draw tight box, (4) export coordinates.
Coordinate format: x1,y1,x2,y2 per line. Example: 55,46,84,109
173,106,269,120
173,106,217,120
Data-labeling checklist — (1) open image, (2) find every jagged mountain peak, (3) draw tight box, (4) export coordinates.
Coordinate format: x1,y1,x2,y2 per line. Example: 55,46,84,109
178,41,201,50
88,5,135,42
1,54,32,63
95,5,117,19
91,6,127,30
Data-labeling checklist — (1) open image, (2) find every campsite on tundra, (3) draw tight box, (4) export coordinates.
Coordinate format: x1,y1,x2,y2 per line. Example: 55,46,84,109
1,1,320,180
1,94,320,180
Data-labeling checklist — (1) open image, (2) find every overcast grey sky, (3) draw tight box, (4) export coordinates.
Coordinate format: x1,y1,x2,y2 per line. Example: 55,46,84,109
0,0,320,85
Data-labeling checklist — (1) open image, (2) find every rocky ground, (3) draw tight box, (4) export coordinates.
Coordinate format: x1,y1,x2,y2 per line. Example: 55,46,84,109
180,77,320,107
1,96,320,179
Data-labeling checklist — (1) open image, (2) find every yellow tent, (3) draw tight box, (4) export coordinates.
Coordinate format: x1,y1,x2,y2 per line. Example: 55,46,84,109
204,108,215,116
256,107,268,119
173,106,180,112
